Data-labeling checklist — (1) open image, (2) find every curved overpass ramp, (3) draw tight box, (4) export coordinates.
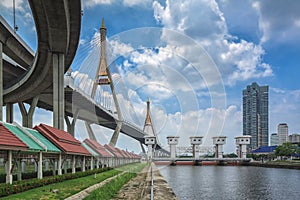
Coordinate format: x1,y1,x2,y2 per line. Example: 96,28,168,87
3,0,81,103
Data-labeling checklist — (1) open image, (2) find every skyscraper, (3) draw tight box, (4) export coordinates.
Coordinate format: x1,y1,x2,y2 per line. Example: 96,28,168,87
243,82,269,149
270,133,279,146
277,123,288,145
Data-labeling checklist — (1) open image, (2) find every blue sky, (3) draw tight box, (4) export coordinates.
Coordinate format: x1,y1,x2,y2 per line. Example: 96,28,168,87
1,0,300,153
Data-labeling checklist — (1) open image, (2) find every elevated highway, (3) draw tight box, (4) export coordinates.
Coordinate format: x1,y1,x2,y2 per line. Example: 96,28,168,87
0,0,168,153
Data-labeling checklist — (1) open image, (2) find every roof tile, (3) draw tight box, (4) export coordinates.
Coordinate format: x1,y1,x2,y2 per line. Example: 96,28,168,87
0,123,28,150
34,124,90,156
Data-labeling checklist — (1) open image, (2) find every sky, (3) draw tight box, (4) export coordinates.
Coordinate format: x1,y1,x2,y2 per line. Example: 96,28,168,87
0,0,300,153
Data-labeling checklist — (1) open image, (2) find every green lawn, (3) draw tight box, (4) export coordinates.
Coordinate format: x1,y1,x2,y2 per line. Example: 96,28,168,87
1,169,121,200
1,163,147,200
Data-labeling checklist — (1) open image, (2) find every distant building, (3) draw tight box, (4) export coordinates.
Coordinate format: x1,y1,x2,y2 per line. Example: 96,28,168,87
243,82,269,149
278,123,288,145
270,133,279,146
288,133,300,144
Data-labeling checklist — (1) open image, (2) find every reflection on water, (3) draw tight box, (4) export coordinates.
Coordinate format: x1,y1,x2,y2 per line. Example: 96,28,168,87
159,165,300,200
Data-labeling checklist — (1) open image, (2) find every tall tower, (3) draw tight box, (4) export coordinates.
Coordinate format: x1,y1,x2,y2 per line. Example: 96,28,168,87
277,123,288,145
89,18,123,146
243,82,268,149
143,98,155,137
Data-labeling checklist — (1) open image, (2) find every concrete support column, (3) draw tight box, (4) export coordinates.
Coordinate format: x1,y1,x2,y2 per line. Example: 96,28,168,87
147,144,153,160
58,154,62,175
85,121,96,141
18,96,39,128
17,160,22,181
53,53,65,130
65,113,78,136
21,160,26,173
90,157,94,170
72,155,76,174
37,152,43,179
167,136,179,160
0,42,3,121
82,156,86,172
235,136,251,159
212,136,226,159
96,158,99,169
45,160,49,171
6,150,13,184
6,103,14,123
109,121,122,147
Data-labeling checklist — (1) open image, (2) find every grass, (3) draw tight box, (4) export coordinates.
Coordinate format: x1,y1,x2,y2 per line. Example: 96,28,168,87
85,172,136,200
1,163,147,200
1,169,121,200
84,163,146,200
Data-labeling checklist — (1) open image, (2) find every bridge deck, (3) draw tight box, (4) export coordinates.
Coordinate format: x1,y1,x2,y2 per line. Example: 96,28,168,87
153,157,251,162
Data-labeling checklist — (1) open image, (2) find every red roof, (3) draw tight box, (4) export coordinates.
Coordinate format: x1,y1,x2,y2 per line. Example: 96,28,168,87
104,144,123,158
83,139,112,158
121,150,132,158
0,123,28,151
34,124,90,156
115,147,127,158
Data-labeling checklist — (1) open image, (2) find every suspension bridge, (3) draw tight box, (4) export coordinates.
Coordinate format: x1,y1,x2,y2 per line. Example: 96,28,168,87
0,0,168,155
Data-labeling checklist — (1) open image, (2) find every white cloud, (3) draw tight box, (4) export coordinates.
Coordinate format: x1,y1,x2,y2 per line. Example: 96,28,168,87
252,0,300,44
153,0,273,85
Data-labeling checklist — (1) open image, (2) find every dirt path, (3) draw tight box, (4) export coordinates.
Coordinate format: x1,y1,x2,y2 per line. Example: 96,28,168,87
114,163,177,200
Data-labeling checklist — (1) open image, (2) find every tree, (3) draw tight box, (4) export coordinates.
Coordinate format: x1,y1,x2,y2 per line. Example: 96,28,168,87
275,142,298,157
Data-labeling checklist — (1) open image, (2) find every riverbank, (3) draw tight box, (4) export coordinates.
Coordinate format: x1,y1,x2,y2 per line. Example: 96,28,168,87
246,160,300,170
114,162,177,200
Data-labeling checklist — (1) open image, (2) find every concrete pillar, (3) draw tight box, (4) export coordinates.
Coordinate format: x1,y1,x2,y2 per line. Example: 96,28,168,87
18,96,39,128
21,160,26,173
109,121,122,147
45,160,49,171
65,114,78,136
82,156,86,172
58,154,62,175
6,103,14,123
0,42,3,121
37,152,43,179
190,136,203,159
144,136,156,160
17,160,22,181
90,157,94,170
96,158,99,169
53,53,64,130
6,150,13,184
85,121,96,141
167,136,179,160
72,155,76,174
235,136,251,158
212,136,226,158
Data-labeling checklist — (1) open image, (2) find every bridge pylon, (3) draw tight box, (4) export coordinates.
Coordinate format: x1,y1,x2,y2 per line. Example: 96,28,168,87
89,18,123,145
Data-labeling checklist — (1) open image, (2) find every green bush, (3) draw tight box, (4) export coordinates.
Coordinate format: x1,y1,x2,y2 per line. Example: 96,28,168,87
0,167,110,197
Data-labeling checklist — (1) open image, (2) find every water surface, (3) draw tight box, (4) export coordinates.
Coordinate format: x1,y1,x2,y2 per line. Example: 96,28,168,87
159,165,300,200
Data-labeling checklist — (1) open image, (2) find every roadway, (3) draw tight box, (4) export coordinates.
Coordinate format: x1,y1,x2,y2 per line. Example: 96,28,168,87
0,0,167,153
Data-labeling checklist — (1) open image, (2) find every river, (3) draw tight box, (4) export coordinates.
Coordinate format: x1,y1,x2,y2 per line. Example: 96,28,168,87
158,165,300,200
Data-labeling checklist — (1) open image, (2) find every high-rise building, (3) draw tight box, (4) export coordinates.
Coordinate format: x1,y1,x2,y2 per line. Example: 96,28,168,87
243,82,269,149
270,133,279,146
277,123,288,145
288,133,300,144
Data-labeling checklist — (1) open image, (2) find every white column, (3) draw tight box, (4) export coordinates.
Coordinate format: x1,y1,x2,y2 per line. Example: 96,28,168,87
58,154,62,175
82,156,86,172
17,160,22,181
72,155,76,173
53,53,65,130
37,152,43,179
193,145,200,159
90,157,94,170
147,144,153,160
217,144,223,158
241,145,247,159
6,150,13,184
170,145,176,159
